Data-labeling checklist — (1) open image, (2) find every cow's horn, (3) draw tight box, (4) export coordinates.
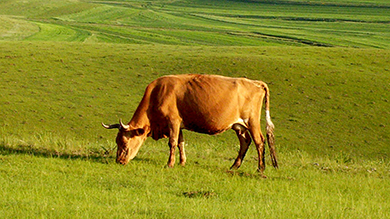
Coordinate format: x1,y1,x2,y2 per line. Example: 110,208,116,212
119,119,130,130
102,122,121,129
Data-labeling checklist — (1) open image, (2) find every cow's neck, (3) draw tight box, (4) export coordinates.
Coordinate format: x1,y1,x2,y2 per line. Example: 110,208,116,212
129,97,151,130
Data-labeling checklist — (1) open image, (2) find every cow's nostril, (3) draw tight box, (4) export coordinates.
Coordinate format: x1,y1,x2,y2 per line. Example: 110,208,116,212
116,159,126,165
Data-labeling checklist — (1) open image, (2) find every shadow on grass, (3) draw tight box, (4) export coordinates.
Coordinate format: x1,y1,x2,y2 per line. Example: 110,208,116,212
0,143,113,164
0,143,159,165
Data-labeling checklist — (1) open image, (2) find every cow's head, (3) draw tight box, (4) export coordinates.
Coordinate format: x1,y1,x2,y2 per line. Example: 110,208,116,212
102,120,147,165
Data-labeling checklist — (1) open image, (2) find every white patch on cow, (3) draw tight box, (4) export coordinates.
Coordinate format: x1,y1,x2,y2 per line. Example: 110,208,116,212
236,118,244,124
236,118,248,126
265,110,274,130
230,118,248,130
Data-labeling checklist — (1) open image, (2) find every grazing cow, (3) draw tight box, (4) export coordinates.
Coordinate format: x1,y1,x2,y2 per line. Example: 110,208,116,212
103,74,277,176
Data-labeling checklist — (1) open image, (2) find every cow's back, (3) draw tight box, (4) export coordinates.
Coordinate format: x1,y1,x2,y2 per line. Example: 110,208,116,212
147,74,265,136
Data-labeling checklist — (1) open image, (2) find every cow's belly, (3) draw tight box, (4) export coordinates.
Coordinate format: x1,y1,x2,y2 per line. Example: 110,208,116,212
180,113,239,135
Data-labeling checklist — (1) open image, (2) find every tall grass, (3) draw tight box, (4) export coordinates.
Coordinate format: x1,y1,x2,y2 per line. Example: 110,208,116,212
1,139,389,218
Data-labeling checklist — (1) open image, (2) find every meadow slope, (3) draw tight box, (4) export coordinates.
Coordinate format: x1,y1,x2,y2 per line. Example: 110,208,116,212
1,41,390,218
1,42,390,160
0,0,389,47
1,0,390,218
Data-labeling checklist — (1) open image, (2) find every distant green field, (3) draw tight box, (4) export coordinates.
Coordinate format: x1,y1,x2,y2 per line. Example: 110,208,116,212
1,0,390,218
0,0,389,47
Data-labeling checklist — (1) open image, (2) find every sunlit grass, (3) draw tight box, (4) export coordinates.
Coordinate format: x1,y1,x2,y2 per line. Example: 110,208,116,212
1,0,390,217
1,41,390,217
0,0,389,47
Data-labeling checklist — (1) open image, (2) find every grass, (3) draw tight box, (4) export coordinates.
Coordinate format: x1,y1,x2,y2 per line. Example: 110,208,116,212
2,42,390,160
1,41,390,218
0,15,39,41
0,0,389,47
1,0,390,218
1,142,389,218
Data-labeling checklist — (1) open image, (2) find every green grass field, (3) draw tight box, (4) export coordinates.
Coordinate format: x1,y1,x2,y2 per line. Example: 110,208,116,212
1,0,390,47
1,0,390,218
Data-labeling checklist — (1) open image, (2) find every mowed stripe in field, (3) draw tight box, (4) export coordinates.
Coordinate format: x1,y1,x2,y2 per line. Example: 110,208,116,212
0,0,389,47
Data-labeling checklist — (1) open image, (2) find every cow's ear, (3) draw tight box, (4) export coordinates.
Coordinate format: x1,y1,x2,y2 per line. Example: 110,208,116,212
132,128,145,136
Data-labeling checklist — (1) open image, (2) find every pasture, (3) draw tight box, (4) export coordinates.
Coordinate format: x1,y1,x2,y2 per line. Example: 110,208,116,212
1,0,390,218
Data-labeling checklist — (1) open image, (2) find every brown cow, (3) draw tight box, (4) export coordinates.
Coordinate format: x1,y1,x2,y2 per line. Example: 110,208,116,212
103,74,277,176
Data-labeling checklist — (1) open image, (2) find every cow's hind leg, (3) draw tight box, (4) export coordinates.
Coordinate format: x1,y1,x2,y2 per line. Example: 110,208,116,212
231,124,252,169
177,130,186,166
248,121,267,177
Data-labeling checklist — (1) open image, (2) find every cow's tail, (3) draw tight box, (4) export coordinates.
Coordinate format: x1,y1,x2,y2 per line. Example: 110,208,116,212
263,83,278,168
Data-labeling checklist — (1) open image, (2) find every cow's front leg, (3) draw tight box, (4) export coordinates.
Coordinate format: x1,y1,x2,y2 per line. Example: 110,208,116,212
168,140,176,168
178,143,186,166
167,122,181,168
177,130,186,166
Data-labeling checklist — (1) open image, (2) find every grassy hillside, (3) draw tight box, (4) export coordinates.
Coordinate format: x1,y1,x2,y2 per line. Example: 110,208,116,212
0,0,389,47
1,41,390,218
1,42,390,161
1,0,390,218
